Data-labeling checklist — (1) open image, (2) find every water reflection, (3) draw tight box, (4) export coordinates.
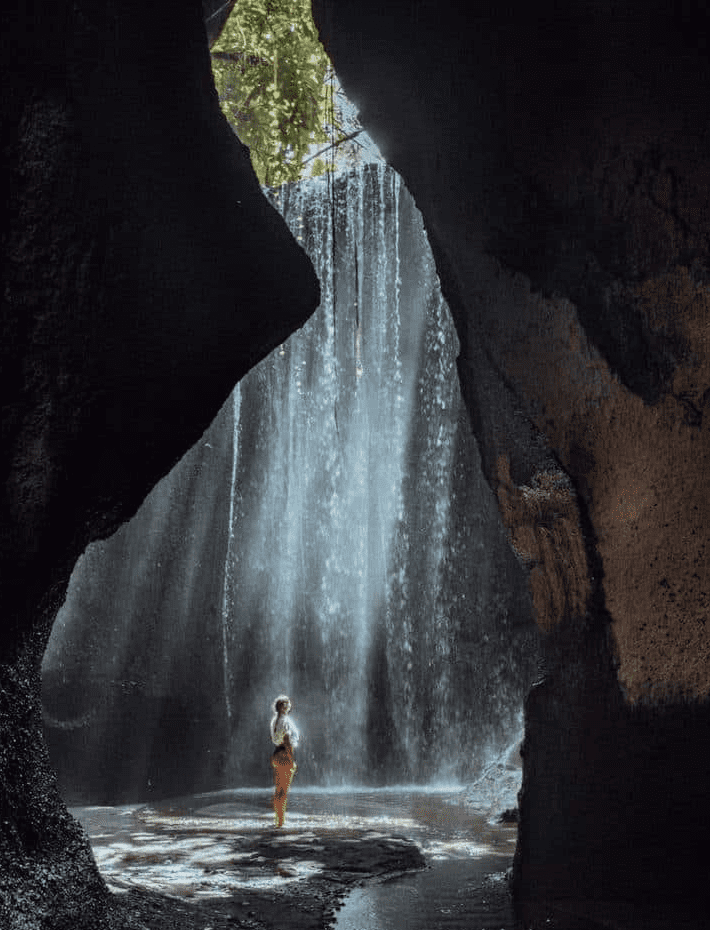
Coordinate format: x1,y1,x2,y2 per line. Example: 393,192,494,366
335,862,516,930
73,787,516,906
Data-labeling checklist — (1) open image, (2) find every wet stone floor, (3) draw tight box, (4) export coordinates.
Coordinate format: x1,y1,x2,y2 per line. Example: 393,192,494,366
73,787,519,929
73,789,709,930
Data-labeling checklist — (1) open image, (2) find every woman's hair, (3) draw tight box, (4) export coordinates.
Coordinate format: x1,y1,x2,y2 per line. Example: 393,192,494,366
272,694,291,715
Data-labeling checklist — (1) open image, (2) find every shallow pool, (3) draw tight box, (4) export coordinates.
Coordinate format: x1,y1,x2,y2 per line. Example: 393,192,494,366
73,786,518,926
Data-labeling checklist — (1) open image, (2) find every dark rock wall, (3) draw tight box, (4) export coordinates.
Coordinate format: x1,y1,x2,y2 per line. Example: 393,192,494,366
313,0,710,913
2,0,318,655
1,0,318,925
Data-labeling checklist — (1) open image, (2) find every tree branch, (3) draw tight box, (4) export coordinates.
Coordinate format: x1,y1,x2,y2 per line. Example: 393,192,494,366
205,0,239,48
301,129,364,166
211,50,270,67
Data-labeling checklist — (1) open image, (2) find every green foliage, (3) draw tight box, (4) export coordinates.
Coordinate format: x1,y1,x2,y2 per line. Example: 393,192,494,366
211,0,343,187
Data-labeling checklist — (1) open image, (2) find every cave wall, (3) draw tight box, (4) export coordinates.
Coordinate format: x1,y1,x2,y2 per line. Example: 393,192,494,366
1,0,318,925
312,0,710,915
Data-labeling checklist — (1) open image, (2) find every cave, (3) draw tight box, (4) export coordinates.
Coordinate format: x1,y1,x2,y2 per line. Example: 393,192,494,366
2,1,710,928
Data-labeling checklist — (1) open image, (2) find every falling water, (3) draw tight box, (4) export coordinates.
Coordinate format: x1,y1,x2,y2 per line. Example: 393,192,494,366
221,385,242,727
221,164,488,785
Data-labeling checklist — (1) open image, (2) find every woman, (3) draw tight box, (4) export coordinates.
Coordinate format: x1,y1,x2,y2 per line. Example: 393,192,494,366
270,695,299,828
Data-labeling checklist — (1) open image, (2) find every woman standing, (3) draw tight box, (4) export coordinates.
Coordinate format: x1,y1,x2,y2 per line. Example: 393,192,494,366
270,695,299,828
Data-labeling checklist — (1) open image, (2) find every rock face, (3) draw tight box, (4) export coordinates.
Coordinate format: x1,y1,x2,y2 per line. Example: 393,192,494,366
1,0,318,926
312,0,710,914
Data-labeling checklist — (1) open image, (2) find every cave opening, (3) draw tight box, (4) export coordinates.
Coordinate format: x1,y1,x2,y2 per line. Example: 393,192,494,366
41,152,539,805
31,5,545,925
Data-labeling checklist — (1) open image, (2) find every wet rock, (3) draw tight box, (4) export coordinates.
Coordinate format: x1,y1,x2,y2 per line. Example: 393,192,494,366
498,809,519,824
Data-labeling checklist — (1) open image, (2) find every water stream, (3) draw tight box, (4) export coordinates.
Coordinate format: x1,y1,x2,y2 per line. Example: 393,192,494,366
220,164,486,785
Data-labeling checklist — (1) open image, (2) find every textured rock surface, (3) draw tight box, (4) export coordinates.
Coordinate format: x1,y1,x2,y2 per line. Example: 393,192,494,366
312,0,710,913
1,0,318,926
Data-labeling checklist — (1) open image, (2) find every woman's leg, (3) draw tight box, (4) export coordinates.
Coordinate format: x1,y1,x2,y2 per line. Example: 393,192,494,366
271,755,296,827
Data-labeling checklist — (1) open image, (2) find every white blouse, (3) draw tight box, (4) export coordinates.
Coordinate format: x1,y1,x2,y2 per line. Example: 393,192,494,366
271,713,300,749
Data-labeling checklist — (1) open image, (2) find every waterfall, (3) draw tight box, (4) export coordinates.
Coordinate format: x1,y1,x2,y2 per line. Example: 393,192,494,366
222,164,472,785
221,384,241,727
42,164,538,801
